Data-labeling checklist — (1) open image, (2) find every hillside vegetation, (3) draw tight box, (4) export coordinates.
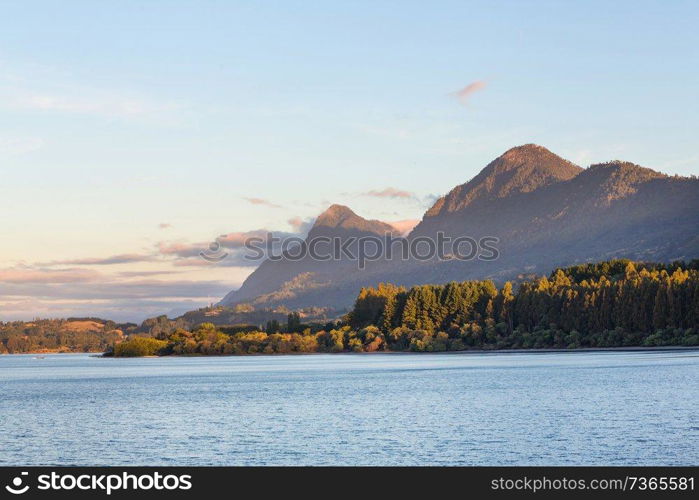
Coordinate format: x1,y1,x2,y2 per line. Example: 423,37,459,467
0,318,134,354
110,259,699,356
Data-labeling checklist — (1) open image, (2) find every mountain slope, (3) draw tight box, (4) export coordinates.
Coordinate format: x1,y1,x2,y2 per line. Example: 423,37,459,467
406,155,698,283
218,145,699,312
218,205,396,307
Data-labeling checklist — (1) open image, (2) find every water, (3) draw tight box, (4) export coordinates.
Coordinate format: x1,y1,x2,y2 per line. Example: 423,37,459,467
1,350,697,465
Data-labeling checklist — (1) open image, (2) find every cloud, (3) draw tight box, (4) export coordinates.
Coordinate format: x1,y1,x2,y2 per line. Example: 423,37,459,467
156,219,314,268
358,188,438,208
158,223,172,229
423,193,442,206
217,225,313,250
452,80,487,104
5,91,176,118
0,279,241,322
287,216,315,234
0,136,44,155
117,270,181,278
217,230,270,249
156,232,269,267
244,197,282,208
170,257,259,268
386,219,420,236
0,267,102,284
363,187,416,199
0,297,202,323
157,241,207,259
216,228,308,267
8,279,235,301
38,253,156,266
0,63,181,120
287,216,304,231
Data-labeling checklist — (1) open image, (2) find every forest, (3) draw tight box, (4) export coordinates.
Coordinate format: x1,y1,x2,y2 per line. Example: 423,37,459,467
107,259,699,356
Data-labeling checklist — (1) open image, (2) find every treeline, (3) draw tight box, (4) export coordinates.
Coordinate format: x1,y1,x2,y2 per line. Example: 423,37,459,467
0,319,133,354
108,322,367,356
346,259,699,350
107,313,342,357
110,259,699,356
134,305,334,338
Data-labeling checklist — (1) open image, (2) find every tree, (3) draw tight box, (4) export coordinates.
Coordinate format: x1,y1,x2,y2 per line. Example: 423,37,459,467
265,320,281,334
286,312,301,332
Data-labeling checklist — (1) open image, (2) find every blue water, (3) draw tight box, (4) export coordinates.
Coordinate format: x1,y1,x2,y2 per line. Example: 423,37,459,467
1,350,697,465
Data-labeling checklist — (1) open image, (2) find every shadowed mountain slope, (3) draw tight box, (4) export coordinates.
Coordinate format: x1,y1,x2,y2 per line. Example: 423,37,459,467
218,205,396,307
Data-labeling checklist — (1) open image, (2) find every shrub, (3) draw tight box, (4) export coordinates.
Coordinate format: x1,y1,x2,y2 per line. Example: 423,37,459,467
113,337,167,357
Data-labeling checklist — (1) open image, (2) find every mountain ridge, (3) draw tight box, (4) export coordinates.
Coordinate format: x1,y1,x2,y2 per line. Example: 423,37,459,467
218,144,699,311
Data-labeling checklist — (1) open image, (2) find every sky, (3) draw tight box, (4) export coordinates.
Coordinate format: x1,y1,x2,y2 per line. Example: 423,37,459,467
1,0,698,321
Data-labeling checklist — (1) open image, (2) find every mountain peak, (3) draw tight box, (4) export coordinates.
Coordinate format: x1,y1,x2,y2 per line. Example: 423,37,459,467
493,143,579,174
425,144,582,217
573,160,669,205
314,204,358,227
501,143,553,158
588,160,665,175
311,204,394,235
582,161,667,186
320,203,354,217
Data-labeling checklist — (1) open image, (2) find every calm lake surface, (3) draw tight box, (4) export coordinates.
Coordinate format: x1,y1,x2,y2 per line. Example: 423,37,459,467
1,350,698,465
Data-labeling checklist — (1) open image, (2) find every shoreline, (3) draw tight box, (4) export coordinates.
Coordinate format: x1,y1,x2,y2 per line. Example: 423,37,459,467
0,350,104,356
2,345,698,357
124,345,699,358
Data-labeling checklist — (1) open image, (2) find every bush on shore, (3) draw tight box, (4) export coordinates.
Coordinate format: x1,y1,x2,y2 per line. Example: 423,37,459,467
113,337,167,357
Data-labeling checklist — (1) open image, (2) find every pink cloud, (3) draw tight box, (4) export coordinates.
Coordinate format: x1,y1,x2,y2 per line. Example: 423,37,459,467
386,219,420,236
0,267,101,284
364,187,415,199
38,253,155,266
157,241,206,258
217,230,270,249
287,216,314,234
452,80,487,104
244,197,282,208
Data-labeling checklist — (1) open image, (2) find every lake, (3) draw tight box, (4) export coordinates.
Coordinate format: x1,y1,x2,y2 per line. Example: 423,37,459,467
1,350,697,465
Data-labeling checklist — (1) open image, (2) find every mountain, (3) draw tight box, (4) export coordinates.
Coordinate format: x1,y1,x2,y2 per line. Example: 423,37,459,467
218,145,699,313
309,204,395,236
218,205,396,308
423,144,582,217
